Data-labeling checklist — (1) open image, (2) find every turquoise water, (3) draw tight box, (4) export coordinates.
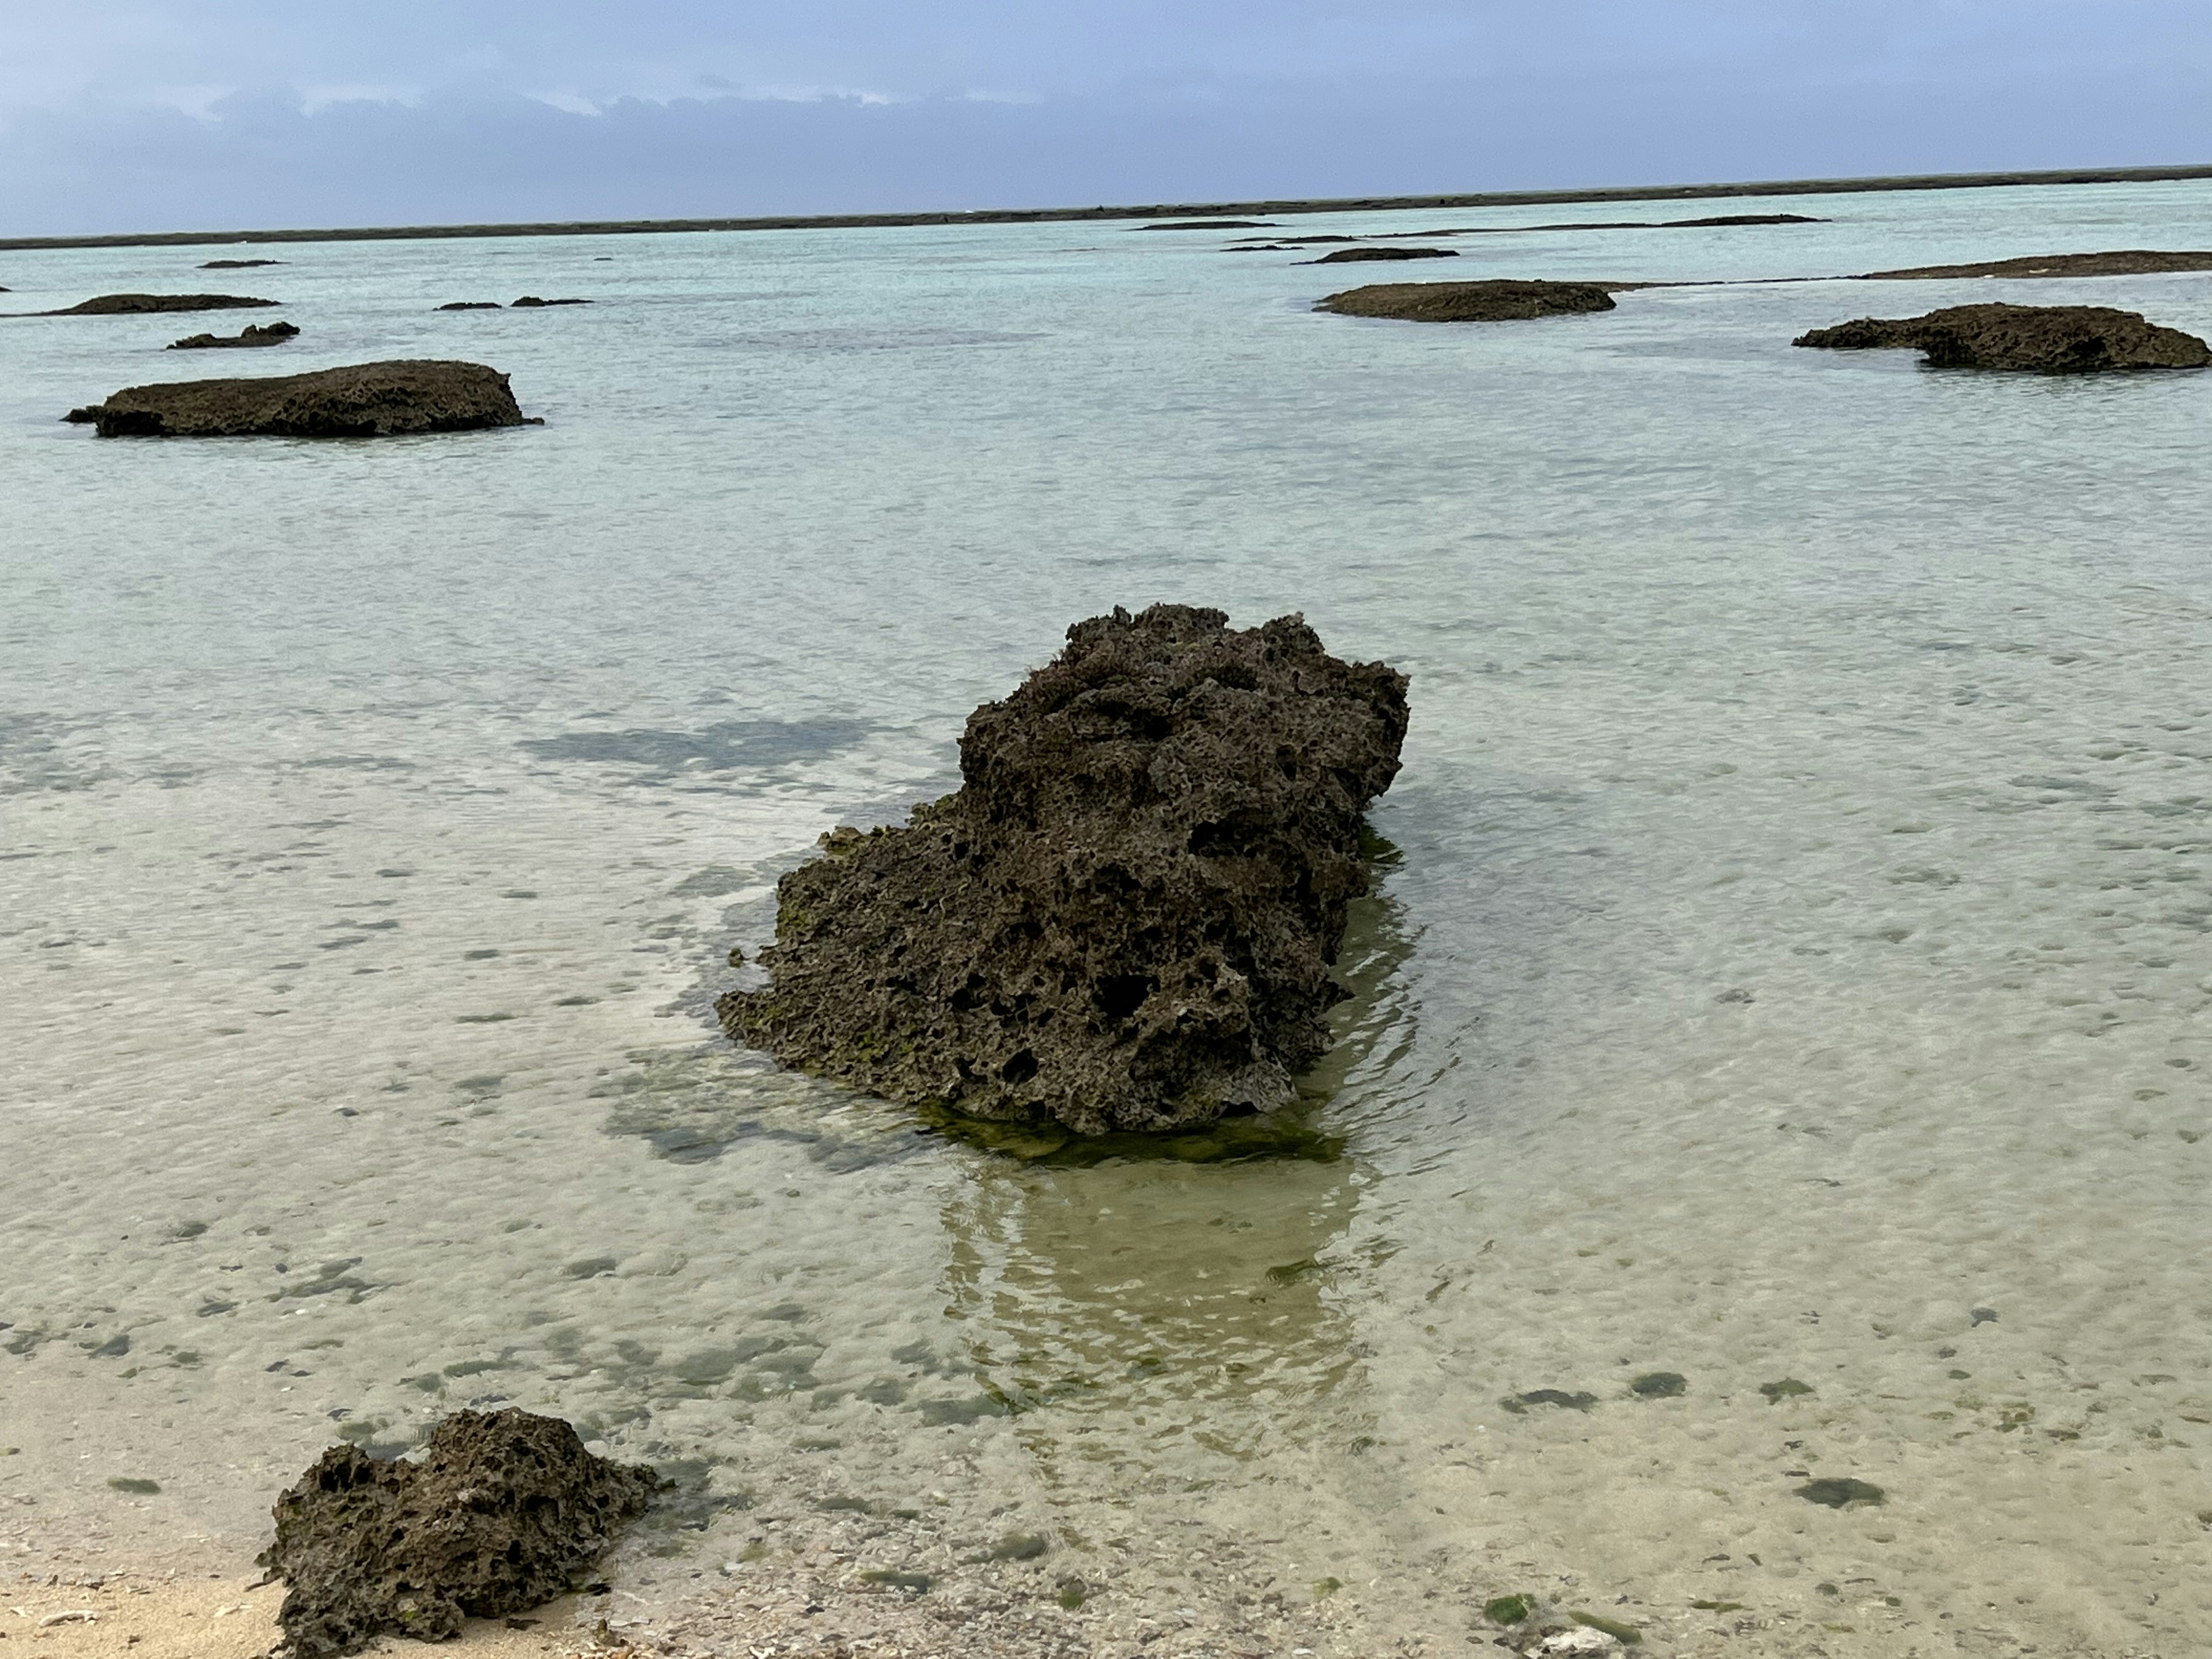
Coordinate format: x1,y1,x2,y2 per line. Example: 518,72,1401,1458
3,180,2211,1654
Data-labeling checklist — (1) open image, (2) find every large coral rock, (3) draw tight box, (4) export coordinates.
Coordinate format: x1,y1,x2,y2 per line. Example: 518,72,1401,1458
68,359,529,437
1315,279,1618,322
1794,302,2209,372
44,292,276,315
718,605,1409,1136
259,1409,659,1659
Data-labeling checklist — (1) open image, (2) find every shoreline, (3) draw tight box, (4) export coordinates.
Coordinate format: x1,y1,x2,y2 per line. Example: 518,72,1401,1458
3,160,2210,253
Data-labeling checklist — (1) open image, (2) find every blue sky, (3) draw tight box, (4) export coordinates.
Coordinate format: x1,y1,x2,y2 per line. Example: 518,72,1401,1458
3,2,2208,235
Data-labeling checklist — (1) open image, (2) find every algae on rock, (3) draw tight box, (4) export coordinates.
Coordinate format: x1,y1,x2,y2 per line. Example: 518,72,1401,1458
718,604,1408,1137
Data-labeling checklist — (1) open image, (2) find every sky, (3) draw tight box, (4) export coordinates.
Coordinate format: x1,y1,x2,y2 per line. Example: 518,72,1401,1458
3,1,2209,236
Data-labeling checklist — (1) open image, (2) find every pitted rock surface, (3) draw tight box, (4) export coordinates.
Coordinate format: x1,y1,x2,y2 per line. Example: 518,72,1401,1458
719,605,1408,1136
259,1408,659,1658
70,359,528,437
1794,302,2210,372
1315,278,1618,322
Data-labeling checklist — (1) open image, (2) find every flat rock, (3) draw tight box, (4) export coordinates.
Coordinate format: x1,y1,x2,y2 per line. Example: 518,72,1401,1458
438,301,502,310
1137,219,1275,230
1860,248,2212,280
718,604,1408,1137
69,359,531,437
168,320,299,350
509,296,591,307
1794,302,2210,372
1315,278,1618,322
258,1408,660,1659
41,293,277,315
1309,246,1459,263
200,257,284,269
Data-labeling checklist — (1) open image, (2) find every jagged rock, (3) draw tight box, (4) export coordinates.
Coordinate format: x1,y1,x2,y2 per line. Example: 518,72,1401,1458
1860,248,2212,280
41,293,276,315
1315,279,1618,322
67,359,531,437
167,321,300,350
719,605,1408,1137
258,1408,660,1659
1309,247,1459,263
1794,302,2210,372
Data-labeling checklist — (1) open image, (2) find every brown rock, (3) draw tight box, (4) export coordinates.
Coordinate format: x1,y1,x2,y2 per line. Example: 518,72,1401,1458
258,1409,660,1659
167,321,300,350
718,605,1408,1137
1308,247,1459,263
200,258,284,269
1859,249,2212,281
509,296,592,307
1315,278,1618,322
41,293,277,315
70,359,532,437
438,301,503,310
1793,302,2210,372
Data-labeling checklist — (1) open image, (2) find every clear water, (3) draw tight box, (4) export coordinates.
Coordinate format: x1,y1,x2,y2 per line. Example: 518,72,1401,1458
3,181,2211,1655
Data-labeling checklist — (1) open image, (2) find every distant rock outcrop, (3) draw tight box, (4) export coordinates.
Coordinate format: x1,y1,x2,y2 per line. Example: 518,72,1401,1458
1794,302,2210,372
168,321,299,350
40,293,278,316
259,1409,659,1659
1315,279,1619,322
1308,247,1459,264
1858,249,2212,281
509,296,592,307
437,302,503,310
200,258,285,270
66,359,533,437
719,605,1408,1137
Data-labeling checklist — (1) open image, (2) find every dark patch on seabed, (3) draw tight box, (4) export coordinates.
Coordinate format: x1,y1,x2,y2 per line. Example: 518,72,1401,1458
0,711,118,796
518,718,873,782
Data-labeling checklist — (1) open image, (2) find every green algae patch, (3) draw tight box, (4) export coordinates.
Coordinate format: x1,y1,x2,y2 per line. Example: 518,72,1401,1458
1760,1378,1815,1403
1796,1477,1886,1508
107,1477,161,1495
1056,1577,1088,1609
1630,1371,1687,1398
1501,1389,1597,1414
915,1100,1343,1166
1484,1594,1531,1624
1691,1599,1746,1612
861,1570,932,1593
991,1531,1049,1560
1311,1577,1343,1600
1572,1611,1643,1643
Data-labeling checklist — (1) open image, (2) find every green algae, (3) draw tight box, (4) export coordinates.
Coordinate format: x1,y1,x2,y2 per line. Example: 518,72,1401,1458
1056,1577,1088,1609
1483,1595,1531,1624
914,1100,1343,1166
1690,1600,1746,1612
1312,1577,1343,1599
107,1478,160,1495
1501,1389,1597,1414
991,1531,1049,1560
1796,1477,1885,1508
1572,1611,1643,1643
1630,1372,1687,1397
861,1570,932,1593
1760,1378,1815,1403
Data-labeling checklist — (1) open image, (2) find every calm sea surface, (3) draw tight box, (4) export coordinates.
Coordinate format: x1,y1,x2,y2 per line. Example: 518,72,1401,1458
4,181,2211,1655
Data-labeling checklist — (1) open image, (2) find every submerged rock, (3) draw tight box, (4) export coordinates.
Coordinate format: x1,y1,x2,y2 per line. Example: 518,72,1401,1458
167,320,299,350
1794,302,2209,372
41,293,276,315
718,605,1408,1137
438,301,503,310
259,1408,660,1659
509,296,592,307
1309,246,1459,263
1315,279,1618,322
200,257,284,269
1860,248,2212,280
69,359,531,437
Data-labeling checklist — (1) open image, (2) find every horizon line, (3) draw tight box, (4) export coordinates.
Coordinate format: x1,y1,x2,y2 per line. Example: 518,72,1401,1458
5,160,2210,253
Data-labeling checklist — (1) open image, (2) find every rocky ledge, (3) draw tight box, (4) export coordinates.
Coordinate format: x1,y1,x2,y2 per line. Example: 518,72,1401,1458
1316,278,1618,322
260,1408,659,1659
40,292,276,315
719,604,1408,1137
168,320,299,350
1309,246,1459,263
65,359,532,437
201,257,284,269
1794,302,2210,372
1859,248,2212,280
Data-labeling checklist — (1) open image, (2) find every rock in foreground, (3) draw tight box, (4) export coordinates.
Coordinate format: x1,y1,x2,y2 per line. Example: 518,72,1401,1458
44,292,276,315
70,359,531,437
1794,302,2210,372
1316,279,1618,322
168,320,299,350
719,605,1408,1137
260,1409,659,1659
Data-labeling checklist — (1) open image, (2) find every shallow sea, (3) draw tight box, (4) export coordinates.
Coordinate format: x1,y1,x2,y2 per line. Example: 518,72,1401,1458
3,180,2211,1656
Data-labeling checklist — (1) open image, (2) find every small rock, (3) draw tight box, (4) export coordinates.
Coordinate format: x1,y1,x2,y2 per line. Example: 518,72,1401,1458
1793,302,2209,373
168,321,300,350
1306,247,1459,263
1315,279,1618,323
